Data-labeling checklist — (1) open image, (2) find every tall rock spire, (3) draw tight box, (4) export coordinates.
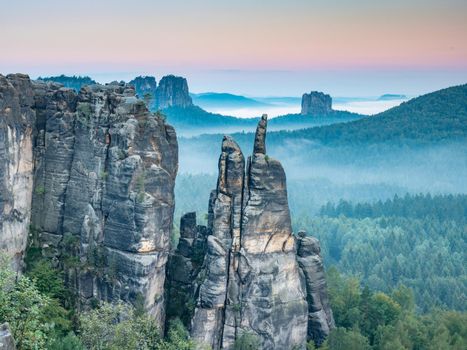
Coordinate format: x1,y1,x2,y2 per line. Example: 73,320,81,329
253,114,267,154
167,115,334,349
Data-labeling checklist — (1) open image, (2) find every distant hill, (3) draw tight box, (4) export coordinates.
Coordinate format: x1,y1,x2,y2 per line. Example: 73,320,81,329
285,83,466,146
378,93,407,101
200,83,466,147
164,105,364,137
191,92,269,109
178,84,467,174
37,75,97,91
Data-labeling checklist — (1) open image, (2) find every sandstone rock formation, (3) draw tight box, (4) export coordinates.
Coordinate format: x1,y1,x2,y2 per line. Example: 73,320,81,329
172,114,333,349
296,231,335,345
0,74,178,324
301,91,332,115
0,323,16,350
0,74,36,271
129,76,157,110
155,75,193,110
166,212,208,324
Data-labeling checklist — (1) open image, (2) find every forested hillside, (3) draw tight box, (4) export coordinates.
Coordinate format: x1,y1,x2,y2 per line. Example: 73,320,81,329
182,83,467,151
163,106,363,136
296,194,466,313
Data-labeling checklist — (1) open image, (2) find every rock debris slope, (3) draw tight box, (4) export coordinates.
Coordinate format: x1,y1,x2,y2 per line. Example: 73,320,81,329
169,115,334,349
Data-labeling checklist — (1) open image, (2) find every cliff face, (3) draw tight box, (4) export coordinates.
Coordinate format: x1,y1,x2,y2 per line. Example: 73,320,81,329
168,115,334,349
296,231,335,345
155,75,193,110
301,91,332,115
129,76,157,110
0,74,37,271
0,74,178,323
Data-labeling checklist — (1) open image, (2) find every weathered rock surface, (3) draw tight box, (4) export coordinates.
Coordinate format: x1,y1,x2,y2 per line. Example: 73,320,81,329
188,115,319,349
0,323,16,350
296,231,335,345
0,74,36,271
0,74,178,324
301,91,332,115
155,75,193,110
166,212,208,324
173,115,335,349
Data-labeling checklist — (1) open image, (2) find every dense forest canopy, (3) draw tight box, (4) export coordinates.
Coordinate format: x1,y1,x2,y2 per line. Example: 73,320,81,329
296,194,467,313
37,75,97,91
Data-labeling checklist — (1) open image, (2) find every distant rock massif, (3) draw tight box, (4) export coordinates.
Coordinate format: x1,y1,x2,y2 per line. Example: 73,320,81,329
301,91,333,115
1,73,333,348
167,115,334,349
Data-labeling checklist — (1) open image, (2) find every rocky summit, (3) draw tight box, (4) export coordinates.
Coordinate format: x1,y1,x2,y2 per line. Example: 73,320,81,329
155,75,193,110
301,91,332,115
167,115,334,349
0,73,178,324
129,76,158,109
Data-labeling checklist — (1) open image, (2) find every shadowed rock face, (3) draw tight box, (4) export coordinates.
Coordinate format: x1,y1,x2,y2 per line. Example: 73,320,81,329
0,74,178,324
296,231,335,345
155,75,193,110
184,115,332,349
301,91,332,115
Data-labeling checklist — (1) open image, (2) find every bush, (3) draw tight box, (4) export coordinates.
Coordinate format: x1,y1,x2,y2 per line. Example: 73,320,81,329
234,332,261,350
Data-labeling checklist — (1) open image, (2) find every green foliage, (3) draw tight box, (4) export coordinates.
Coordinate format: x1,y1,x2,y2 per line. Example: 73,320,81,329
0,254,52,350
79,303,195,350
233,331,261,350
299,194,467,312
321,328,371,350
327,268,467,349
47,332,84,350
35,185,46,195
76,102,93,127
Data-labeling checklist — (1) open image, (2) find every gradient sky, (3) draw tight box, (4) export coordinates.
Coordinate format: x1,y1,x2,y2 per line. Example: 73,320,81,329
1,0,466,96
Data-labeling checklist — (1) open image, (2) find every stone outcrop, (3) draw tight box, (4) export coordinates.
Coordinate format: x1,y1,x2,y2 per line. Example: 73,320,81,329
0,74,178,324
0,74,36,272
165,212,208,324
296,231,335,345
0,323,16,350
129,76,157,110
170,114,333,349
155,75,193,110
301,91,332,115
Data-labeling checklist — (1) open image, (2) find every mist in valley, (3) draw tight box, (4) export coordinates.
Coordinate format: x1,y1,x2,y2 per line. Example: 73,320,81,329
175,134,467,226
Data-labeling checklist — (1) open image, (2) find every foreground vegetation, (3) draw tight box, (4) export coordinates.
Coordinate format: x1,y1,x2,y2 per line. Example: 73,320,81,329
2,251,465,349
1,193,465,349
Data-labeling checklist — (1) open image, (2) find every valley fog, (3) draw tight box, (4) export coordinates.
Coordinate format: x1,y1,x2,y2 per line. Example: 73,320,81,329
176,137,467,222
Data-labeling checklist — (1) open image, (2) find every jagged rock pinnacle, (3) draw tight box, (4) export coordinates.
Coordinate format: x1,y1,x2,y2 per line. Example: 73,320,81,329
253,114,268,154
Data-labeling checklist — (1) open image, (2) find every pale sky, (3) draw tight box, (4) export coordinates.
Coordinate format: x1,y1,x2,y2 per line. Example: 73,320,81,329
0,0,466,96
